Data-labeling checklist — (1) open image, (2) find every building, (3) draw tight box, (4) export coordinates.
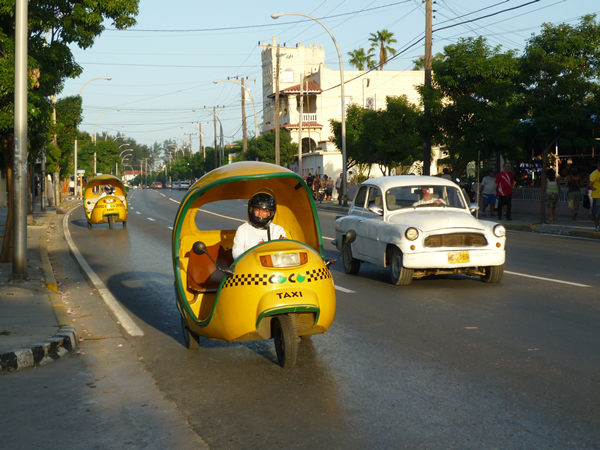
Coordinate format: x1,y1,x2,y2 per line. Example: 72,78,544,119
260,37,430,179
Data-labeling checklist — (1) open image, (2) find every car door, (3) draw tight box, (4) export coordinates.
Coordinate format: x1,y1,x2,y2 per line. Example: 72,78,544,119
353,186,384,262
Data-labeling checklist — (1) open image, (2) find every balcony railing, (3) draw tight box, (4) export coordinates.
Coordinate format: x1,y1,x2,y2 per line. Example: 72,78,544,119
301,113,317,122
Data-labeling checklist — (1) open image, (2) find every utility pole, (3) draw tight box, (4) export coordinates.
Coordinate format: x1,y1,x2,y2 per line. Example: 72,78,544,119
213,107,218,168
423,0,433,175
274,45,281,165
183,132,195,155
241,78,247,153
298,73,305,176
12,0,27,279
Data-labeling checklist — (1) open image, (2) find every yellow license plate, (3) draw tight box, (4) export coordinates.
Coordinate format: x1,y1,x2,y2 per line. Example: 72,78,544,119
448,251,469,264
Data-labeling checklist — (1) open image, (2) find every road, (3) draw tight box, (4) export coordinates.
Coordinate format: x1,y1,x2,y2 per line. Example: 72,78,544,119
65,188,600,448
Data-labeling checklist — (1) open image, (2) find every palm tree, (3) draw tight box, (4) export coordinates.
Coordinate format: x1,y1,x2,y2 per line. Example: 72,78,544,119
368,29,397,70
348,48,375,71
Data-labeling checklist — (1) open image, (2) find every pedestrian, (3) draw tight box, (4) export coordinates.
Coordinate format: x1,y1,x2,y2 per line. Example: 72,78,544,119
564,167,582,220
326,175,334,201
306,172,314,190
545,168,560,221
312,173,322,201
335,173,343,200
441,167,452,181
589,159,600,232
68,177,75,196
479,169,496,216
347,178,358,203
495,163,516,221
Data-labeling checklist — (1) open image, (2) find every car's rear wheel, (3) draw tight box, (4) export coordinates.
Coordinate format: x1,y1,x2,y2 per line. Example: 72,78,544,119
480,264,504,283
342,239,360,274
108,215,114,230
389,247,413,286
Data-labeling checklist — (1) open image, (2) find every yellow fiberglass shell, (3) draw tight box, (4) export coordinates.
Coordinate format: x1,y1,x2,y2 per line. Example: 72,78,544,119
83,174,129,225
172,161,335,342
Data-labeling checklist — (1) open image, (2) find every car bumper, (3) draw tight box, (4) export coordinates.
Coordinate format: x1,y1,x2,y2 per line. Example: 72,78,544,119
401,248,505,269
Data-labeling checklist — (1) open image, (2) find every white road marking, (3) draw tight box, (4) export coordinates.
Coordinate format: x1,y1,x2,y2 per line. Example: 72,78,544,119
505,270,591,288
63,207,144,337
147,218,155,221
168,227,173,230
198,209,245,223
136,211,141,215
335,285,355,293
169,198,180,204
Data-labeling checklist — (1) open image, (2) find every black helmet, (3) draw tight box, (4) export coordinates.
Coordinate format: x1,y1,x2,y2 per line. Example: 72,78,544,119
248,192,276,229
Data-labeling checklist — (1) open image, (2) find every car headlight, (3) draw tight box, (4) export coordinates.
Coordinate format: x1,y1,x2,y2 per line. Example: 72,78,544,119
405,227,419,241
493,224,506,237
104,198,116,203
260,252,308,268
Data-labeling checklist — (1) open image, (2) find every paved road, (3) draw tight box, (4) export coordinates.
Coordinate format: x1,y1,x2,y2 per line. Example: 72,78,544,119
62,188,600,448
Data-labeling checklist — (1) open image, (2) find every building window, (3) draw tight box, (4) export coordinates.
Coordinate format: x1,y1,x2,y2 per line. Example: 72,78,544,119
365,96,375,110
283,69,294,83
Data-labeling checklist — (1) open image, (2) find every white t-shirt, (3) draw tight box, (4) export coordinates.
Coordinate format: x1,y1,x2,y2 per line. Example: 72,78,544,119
232,222,287,260
480,175,496,195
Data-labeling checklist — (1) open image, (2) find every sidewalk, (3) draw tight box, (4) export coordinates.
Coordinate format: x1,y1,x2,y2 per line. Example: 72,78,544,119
0,199,80,373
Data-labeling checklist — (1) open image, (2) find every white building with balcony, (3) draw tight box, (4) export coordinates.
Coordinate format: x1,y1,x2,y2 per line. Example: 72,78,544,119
260,38,430,179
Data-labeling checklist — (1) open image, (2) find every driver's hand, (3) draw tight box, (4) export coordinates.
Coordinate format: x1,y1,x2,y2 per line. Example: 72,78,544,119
279,235,287,240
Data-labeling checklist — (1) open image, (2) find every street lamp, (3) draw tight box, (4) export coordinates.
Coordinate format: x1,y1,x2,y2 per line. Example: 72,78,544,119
104,125,124,141
213,79,258,139
93,108,120,174
73,76,111,198
271,12,348,205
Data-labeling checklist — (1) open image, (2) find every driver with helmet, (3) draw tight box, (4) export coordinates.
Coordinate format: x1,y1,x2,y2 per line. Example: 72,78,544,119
232,192,287,260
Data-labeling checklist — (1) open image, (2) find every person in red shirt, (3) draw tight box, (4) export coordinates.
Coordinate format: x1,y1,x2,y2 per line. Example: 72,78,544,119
495,163,516,221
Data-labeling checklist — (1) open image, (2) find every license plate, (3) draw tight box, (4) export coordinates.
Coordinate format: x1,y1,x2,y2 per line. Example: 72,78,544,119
448,251,469,264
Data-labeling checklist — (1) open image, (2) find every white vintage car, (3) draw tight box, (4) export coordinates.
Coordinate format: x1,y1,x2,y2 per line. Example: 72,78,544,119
334,176,506,285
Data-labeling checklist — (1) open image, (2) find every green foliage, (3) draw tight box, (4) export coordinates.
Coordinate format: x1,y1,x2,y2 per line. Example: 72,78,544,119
424,36,522,177
347,48,375,71
368,29,397,70
241,131,298,165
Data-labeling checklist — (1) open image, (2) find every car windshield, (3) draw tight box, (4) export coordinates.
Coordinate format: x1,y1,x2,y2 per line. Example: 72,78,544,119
384,185,466,211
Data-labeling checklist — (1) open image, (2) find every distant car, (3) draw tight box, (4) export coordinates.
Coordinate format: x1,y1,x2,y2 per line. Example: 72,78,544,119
165,181,172,189
151,182,163,189
172,181,180,189
334,175,506,285
179,180,190,190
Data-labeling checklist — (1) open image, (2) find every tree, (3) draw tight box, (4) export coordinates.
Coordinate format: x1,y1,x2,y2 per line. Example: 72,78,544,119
517,14,600,223
348,48,375,71
329,96,421,175
242,131,298,166
0,0,140,262
368,29,397,70
412,52,445,70
424,37,521,180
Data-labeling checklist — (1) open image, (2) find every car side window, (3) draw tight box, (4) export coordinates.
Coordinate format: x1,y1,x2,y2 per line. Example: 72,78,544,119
367,187,383,208
353,186,368,209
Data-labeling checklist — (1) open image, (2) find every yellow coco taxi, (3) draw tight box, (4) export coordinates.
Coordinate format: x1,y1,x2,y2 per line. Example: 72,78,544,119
172,161,336,368
83,174,128,229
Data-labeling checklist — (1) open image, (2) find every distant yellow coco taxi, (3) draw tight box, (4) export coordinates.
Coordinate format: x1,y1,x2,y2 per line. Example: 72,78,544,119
83,174,128,229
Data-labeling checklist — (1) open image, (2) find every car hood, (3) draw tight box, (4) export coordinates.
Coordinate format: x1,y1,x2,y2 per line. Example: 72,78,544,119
387,209,485,233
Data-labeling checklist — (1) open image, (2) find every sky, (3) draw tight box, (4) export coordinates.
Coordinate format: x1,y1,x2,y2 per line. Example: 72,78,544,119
57,0,600,153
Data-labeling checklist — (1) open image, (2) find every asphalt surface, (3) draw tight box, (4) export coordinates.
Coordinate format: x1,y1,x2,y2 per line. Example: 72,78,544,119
1,193,599,449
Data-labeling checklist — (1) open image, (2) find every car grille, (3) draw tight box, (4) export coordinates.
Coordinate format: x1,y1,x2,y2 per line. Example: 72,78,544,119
424,233,488,247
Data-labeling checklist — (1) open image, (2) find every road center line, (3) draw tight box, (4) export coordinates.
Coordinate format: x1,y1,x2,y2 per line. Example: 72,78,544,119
147,218,155,221
335,285,355,293
169,198,180,204
505,270,591,287
63,207,144,336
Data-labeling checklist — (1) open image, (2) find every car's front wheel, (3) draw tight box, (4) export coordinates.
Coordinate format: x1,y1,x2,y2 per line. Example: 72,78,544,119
480,264,504,283
342,239,361,274
389,247,414,286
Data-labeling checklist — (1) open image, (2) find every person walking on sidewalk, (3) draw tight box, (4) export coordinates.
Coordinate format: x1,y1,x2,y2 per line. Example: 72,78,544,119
589,160,600,232
545,169,560,221
565,167,582,220
480,169,496,216
495,163,516,221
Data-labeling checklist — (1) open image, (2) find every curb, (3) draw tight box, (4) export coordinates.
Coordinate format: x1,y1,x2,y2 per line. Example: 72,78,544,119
0,203,78,374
